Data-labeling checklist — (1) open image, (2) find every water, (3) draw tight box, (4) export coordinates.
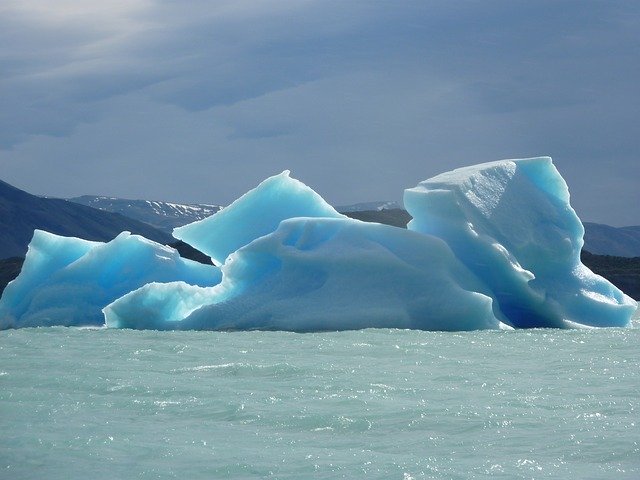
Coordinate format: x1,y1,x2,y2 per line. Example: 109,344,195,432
1,316,639,479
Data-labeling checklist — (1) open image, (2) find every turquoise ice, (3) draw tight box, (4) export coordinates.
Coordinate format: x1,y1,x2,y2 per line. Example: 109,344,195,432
1,157,636,330
404,157,636,328
173,170,344,265
0,231,221,328
105,217,503,331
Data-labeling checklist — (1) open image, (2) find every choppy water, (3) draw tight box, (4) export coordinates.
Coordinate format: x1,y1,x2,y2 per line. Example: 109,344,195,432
1,315,639,479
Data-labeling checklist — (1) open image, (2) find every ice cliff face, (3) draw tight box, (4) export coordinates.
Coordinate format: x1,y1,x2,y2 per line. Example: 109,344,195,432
0,157,636,331
404,157,635,328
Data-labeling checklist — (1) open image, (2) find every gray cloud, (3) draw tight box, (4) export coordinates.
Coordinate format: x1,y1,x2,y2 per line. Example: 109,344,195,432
0,0,638,225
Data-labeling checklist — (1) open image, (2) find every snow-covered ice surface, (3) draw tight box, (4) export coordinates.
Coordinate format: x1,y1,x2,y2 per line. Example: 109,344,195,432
1,157,636,331
0,231,221,328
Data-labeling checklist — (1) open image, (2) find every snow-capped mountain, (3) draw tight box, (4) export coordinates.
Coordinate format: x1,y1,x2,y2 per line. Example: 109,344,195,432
68,196,222,234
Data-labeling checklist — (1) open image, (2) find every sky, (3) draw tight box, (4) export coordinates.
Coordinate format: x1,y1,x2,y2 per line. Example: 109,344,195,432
1,1,639,226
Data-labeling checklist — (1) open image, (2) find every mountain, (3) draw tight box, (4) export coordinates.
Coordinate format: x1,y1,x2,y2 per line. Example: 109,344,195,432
0,179,172,259
582,222,640,258
68,196,221,234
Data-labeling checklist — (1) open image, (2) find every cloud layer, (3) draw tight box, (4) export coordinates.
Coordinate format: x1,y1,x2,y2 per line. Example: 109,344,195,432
1,1,639,225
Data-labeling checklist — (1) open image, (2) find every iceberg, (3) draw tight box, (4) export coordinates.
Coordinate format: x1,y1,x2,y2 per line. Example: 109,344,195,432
404,157,636,328
105,217,504,331
2,157,636,331
0,231,221,329
173,170,344,265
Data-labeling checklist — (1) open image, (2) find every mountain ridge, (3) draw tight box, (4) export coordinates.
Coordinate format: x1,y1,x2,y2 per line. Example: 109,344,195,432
68,195,221,234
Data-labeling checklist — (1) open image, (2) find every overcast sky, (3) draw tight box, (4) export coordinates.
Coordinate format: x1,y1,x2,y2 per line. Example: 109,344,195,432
1,1,638,225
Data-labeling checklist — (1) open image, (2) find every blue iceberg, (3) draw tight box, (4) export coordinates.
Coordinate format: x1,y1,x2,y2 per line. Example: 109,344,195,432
0,231,221,328
1,157,636,331
404,157,636,328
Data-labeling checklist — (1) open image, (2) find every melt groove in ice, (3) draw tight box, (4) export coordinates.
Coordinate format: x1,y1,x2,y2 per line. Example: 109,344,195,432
0,157,636,331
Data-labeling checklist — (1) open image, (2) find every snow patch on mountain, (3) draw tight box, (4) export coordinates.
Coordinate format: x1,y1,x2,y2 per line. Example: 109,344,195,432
68,196,222,234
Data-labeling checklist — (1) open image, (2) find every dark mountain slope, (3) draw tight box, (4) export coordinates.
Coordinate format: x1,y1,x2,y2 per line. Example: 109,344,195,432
0,179,172,259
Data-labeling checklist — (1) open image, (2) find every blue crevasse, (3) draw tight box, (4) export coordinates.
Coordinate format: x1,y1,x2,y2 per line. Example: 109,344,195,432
0,231,221,329
404,157,636,328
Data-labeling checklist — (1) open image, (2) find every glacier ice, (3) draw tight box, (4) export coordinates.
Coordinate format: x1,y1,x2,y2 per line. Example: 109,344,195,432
1,157,636,331
104,281,216,329
173,170,344,265
404,157,636,328
0,231,221,329
105,217,503,331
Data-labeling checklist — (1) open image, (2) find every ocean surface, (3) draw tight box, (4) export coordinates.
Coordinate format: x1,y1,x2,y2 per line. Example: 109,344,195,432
1,313,639,479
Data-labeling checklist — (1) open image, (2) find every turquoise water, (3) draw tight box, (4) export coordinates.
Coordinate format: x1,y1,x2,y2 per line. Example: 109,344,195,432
1,316,639,479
